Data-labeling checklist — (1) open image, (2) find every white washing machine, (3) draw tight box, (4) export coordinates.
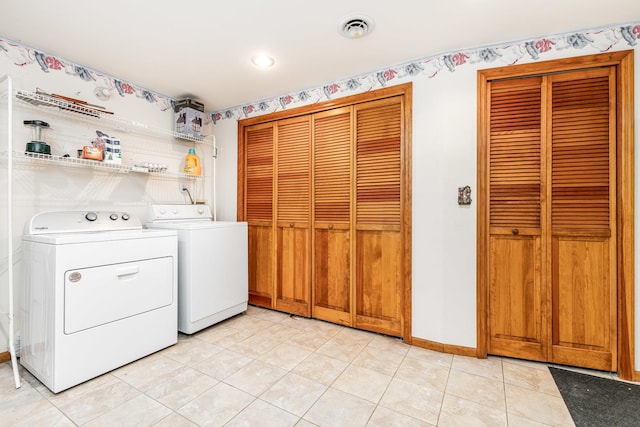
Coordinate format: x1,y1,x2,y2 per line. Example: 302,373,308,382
21,210,178,393
147,204,248,334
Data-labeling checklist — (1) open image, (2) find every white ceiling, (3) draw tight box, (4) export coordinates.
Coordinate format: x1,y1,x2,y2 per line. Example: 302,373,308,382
2,0,639,111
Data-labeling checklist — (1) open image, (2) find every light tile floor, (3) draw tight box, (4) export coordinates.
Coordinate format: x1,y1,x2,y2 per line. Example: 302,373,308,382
0,305,596,426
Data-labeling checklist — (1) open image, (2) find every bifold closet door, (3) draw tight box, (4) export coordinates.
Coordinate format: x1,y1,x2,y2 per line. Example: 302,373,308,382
245,123,275,308
312,106,353,326
486,68,617,371
354,98,403,337
275,117,312,316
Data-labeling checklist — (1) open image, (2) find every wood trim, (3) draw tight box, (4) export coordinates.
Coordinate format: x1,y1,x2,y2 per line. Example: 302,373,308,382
476,51,634,81
412,337,476,357
617,51,635,381
272,121,279,308
236,120,245,221
238,84,413,127
0,351,10,363
476,70,489,358
350,104,357,328
402,83,413,345
477,50,635,380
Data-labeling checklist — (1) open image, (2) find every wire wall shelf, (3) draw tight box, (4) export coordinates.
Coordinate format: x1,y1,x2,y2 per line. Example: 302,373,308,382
14,89,215,146
7,151,203,179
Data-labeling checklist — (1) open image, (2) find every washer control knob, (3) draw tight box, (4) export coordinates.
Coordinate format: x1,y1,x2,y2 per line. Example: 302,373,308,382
159,209,166,215
172,209,178,214
121,213,130,221
85,212,98,222
109,213,119,221
197,208,204,215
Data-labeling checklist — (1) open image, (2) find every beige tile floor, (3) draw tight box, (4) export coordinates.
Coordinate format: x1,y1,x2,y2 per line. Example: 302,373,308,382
0,305,587,426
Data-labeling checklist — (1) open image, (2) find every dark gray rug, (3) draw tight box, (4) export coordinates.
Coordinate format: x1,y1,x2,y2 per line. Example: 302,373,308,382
549,367,640,427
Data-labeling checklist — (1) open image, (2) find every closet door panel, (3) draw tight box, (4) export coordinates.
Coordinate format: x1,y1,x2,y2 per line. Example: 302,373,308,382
313,226,351,325
488,234,545,360
355,229,402,336
354,98,403,336
276,226,310,316
549,68,616,370
312,107,352,325
245,124,275,308
276,117,311,316
247,224,274,307
552,236,613,369
487,77,547,360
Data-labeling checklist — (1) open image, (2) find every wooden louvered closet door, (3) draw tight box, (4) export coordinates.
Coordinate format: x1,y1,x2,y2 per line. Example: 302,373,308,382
312,107,353,326
275,117,312,316
487,76,546,361
486,67,617,371
245,123,275,308
548,68,616,370
354,98,403,337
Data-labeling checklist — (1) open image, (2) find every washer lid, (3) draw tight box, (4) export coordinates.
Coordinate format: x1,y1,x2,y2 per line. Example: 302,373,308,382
147,220,247,231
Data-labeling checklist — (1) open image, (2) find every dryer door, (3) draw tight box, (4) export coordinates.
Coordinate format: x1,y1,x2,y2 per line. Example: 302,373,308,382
64,256,174,334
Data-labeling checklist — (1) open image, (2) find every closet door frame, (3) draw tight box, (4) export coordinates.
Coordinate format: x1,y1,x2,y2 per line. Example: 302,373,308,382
238,83,413,342
477,51,635,380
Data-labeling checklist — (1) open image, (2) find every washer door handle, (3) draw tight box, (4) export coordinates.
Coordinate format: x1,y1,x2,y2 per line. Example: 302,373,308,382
116,266,139,278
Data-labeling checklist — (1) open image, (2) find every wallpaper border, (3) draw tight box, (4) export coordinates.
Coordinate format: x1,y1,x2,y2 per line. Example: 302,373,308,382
2,22,639,120
211,22,640,123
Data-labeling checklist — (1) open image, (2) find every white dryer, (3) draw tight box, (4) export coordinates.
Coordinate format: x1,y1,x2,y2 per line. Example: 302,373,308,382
147,204,248,334
21,210,178,393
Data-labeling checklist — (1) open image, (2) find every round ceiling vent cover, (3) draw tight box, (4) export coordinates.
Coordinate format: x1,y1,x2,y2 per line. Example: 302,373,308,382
339,14,375,39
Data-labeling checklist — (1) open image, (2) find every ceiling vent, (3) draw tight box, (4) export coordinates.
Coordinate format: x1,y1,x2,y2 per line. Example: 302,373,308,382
339,14,375,39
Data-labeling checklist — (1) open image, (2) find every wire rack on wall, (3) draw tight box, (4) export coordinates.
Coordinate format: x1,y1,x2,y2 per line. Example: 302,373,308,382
5,151,204,180
10,88,215,181
14,89,215,146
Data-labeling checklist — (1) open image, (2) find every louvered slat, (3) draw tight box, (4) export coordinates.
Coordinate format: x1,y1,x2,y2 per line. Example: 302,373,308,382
356,102,401,225
489,78,542,228
277,119,311,222
551,75,611,230
246,125,274,220
314,111,351,222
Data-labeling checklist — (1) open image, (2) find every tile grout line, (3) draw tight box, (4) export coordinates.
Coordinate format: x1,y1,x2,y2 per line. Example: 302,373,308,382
502,357,510,426
434,353,455,427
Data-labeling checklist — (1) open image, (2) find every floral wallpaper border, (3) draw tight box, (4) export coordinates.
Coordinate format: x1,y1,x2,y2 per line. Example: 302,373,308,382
211,21,640,123
0,37,174,111
2,22,639,121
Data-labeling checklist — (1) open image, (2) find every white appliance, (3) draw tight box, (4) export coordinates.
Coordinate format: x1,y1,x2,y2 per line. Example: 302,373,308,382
21,210,178,393
147,204,248,334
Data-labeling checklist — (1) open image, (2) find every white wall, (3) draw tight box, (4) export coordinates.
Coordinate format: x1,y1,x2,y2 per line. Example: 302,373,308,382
213,120,240,222
213,36,640,366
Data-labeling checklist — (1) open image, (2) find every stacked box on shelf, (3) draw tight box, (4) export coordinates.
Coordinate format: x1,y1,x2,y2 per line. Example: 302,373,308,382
174,99,205,138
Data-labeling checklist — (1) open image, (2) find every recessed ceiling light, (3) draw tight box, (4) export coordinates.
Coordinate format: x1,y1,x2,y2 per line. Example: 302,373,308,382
251,54,275,68
338,14,375,39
